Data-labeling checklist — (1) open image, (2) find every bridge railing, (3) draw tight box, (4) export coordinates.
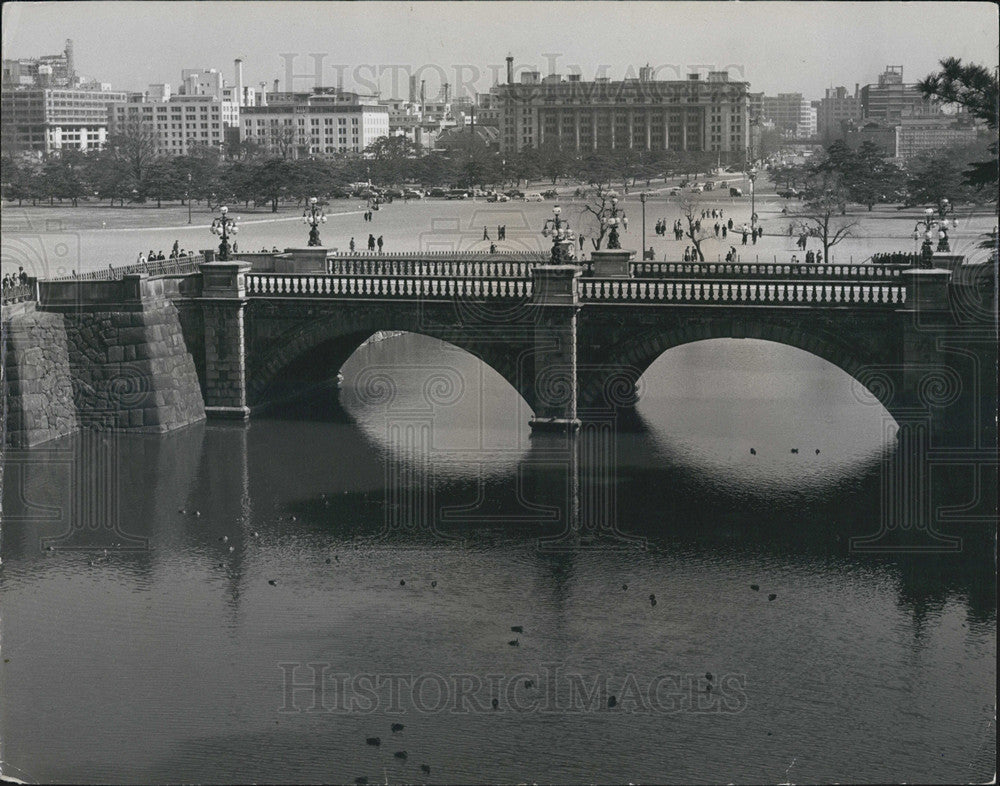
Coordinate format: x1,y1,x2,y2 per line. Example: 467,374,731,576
53,255,206,281
246,273,533,299
580,277,907,306
1,280,37,306
629,261,909,281
327,251,549,261
326,258,544,278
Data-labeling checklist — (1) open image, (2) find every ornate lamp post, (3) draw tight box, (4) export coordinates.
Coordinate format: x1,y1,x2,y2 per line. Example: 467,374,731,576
604,191,628,250
302,197,327,246
541,205,576,264
186,173,192,224
914,200,958,262
639,191,648,258
210,206,239,261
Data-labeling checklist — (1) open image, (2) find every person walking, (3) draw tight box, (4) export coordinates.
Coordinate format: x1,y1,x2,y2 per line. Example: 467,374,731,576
377,235,384,253
714,222,720,237
727,218,733,230
489,242,497,253
805,249,815,264
349,237,355,252
483,226,490,241
816,251,823,264
368,234,376,251
137,252,146,265
721,224,727,239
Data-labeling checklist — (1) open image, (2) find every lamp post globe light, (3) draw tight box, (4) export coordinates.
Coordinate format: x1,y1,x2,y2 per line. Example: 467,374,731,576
303,197,327,247
210,206,240,261
913,199,958,262
604,191,627,250
541,205,576,264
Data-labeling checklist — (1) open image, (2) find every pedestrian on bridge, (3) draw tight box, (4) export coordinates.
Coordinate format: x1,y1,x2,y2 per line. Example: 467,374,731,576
483,226,490,241
350,237,355,252
377,235,384,253
368,234,376,251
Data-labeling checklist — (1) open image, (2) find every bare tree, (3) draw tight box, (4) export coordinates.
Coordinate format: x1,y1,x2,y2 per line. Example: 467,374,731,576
105,118,159,196
680,198,707,261
267,124,300,160
578,184,626,250
793,173,860,262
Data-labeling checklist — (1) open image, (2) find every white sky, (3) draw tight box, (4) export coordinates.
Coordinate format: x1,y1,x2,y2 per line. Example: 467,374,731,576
3,1,998,100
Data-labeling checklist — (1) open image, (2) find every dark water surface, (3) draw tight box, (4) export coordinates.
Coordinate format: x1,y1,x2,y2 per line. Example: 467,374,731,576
1,335,994,784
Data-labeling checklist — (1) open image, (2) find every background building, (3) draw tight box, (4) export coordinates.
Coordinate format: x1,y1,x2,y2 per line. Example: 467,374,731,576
860,65,938,123
241,88,389,157
492,59,750,160
759,93,816,138
815,85,862,142
2,40,126,155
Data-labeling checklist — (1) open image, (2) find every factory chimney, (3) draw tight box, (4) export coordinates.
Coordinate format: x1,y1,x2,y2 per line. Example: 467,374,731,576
506,54,514,84
235,58,244,107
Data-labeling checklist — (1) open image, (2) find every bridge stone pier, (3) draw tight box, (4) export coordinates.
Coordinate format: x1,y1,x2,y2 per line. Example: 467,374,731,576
4,248,995,451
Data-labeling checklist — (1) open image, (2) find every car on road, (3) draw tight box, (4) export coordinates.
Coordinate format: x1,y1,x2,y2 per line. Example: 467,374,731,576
505,189,525,199
541,189,559,199
690,185,704,193
486,192,509,203
446,189,470,200
729,187,743,197
669,188,681,196
524,192,544,202
427,187,448,198
402,189,424,199
777,189,800,199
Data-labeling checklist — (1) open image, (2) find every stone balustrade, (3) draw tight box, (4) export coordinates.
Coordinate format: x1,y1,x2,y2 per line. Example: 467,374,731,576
580,278,907,305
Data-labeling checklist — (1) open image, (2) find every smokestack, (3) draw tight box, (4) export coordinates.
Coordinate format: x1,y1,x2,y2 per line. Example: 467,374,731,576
409,75,417,104
64,39,75,79
274,78,280,94
235,58,244,107
259,82,267,107
506,55,514,84
420,79,425,114
443,82,450,105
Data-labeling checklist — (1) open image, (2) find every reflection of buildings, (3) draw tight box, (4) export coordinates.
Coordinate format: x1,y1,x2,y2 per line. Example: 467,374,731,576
491,59,750,160
2,39,126,155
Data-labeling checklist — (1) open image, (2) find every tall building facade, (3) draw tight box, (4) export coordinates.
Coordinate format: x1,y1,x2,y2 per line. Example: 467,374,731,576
815,85,862,141
860,66,938,123
241,90,389,157
109,92,229,155
492,61,750,159
759,93,815,138
2,40,126,155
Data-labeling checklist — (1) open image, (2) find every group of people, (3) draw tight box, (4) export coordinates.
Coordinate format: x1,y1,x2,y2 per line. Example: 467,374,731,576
362,210,376,222
739,224,765,246
348,235,384,252
483,225,508,241
790,250,824,264
657,219,686,240
2,266,30,293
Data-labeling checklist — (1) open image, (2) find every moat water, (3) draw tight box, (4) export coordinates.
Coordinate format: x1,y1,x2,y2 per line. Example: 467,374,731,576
1,334,994,784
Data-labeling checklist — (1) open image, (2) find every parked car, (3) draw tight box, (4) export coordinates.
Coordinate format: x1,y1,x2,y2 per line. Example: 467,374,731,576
504,189,525,199
690,185,703,193
446,189,470,200
486,192,509,203
777,188,800,199
541,189,559,199
669,188,681,196
729,187,743,197
402,189,424,199
524,192,544,202
427,187,447,198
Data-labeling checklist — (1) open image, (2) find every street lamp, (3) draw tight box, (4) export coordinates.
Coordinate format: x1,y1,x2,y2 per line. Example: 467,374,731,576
747,166,758,227
639,191,648,259
541,205,576,264
604,191,627,250
210,206,239,261
186,173,192,225
302,196,327,246
914,199,958,262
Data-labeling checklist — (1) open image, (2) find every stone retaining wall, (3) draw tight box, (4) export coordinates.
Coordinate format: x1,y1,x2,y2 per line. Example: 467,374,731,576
2,295,206,447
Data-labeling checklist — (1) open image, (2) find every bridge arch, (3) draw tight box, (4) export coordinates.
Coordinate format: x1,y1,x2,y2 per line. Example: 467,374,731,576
580,312,905,418
244,303,536,412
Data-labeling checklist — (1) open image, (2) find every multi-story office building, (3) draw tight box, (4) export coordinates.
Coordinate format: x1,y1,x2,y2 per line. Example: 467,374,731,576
241,89,389,157
2,39,127,155
860,66,938,123
759,93,816,138
109,92,228,155
893,114,980,160
491,59,749,159
815,85,862,142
